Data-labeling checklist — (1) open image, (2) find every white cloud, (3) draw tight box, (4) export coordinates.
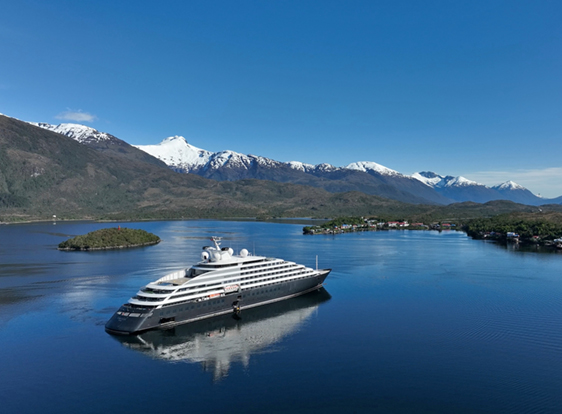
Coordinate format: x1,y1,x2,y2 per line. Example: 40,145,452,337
55,109,97,123
467,167,562,199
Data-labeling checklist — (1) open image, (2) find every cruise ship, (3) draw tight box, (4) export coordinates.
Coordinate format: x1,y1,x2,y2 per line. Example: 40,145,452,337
105,237,331,335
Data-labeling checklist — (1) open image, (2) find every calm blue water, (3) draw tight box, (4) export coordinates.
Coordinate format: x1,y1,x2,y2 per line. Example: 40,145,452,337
1,220,562,414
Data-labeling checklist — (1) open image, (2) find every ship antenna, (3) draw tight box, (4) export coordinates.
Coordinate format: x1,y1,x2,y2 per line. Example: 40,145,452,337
316,255,318,271
211,236,222,250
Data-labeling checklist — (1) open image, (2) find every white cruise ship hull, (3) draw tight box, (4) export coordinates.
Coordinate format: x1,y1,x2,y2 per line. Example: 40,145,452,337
106,269,330,335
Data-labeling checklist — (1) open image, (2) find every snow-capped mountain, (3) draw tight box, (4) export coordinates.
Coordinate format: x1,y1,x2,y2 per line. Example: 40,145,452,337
17,117,561,206
30,122,112,144
135,137,407,178
133,136,213,172
411,171,546,205
491,181,546,205
134,137,452,204
492,181,526,191
411,172,483,189
345,161,400,176
28,121,166,167
135,136,343,175
285,161,315,172
135,136,292,179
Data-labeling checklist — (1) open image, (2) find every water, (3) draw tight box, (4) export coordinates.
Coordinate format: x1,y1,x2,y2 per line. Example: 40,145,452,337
1,221,561,413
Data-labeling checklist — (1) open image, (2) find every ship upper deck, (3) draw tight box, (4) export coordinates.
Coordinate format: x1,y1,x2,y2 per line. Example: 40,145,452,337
157,277,191,286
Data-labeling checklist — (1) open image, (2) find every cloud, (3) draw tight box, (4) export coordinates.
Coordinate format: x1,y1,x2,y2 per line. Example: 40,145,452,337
467,167,562,199
55,109,97,123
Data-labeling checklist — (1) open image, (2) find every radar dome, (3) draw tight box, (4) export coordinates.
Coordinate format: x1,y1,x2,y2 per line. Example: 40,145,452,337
240,249,248,257
201,251,209,261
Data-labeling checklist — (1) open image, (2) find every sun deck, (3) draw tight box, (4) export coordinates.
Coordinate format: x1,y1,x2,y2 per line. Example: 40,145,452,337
157,277,191,286
153,269,192,287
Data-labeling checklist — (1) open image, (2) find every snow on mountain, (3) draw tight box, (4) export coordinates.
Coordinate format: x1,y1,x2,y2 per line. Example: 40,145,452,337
287,161,315,172
7,113,558,205
207,150,256,170
443,176,482,188
411,172,442,187
136,135,407,179
409,171,552,204
134,136,212,172
30,122,112,143
412,171,483,188
413,172,531,192
346,161,400,176
493,181,526,191
135,136,288,174
252,154,284,168
314,163,338,172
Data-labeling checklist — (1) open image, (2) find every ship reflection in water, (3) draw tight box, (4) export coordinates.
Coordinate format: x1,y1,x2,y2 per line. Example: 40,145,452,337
113,288,331,381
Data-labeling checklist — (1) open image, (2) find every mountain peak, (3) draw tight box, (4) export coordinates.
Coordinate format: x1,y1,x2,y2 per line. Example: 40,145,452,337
315,163,338,172
345,161,399,176
444,176,482,187
411,171,444,187
493,181,527,191
134,136,213,172
411,172,483,188
162,135,187,143
286,161,315,172
30,122,112,143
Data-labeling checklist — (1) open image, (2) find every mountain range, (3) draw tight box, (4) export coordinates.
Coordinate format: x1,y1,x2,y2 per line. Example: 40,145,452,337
131,136,452,204
133,135,562,206
1,114,560,223
0,114,438,221
411,172,554,205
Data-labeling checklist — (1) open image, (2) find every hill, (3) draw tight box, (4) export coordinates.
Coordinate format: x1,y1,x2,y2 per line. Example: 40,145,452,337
31,122,167,167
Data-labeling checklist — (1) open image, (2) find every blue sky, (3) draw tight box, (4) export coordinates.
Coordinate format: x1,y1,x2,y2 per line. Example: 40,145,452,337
1,1,561,197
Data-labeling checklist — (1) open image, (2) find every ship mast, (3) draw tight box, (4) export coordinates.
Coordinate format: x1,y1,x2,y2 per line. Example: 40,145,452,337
211,236,222,250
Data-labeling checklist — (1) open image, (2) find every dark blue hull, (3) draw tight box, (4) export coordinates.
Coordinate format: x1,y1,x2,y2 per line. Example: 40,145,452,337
105,269,330,335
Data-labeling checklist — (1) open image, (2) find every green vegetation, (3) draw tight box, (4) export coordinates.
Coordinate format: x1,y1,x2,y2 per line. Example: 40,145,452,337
304,216,374,234
463,212,562,245
58,227,160,250
303,212,562,249
325,216,365,227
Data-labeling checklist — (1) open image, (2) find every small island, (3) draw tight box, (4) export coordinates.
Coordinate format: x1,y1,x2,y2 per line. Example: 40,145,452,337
58,227,161,251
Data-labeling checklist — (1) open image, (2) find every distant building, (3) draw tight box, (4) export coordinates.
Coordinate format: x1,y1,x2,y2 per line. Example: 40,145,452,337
387,221,409,228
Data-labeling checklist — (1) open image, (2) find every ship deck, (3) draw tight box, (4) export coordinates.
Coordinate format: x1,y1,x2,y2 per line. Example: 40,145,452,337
158,277,191,286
